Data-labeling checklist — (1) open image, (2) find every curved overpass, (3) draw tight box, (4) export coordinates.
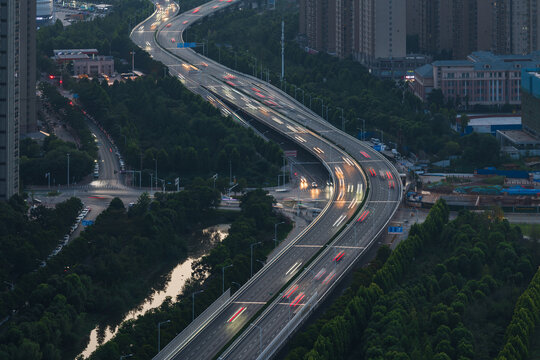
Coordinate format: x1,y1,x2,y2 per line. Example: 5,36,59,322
130,1,401,359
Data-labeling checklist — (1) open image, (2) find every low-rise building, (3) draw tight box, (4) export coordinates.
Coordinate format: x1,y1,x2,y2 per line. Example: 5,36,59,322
411,51,540,107
73,55,114,76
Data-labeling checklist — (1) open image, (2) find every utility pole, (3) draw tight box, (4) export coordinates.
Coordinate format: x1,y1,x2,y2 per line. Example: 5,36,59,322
281,19,284,81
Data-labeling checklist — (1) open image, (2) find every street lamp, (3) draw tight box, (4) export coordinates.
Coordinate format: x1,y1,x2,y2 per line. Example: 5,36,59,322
315,97,324,118
154,158,158,190
336,107,345,131
222,264,233,294
157,320,171,352
66,153,70,187
274,222,285,248
250,242,262,278
192,290,204,321
357,118,366,141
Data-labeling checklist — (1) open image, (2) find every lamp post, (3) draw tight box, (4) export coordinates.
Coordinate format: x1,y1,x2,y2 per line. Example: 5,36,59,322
154,158,158,190
250,242,262,278
315,98,324,117
192,290,204,321
336,107,345,131
358,118,366,141
157,320,170,352
274,222,285,248
222,264,233,294
66,153,70,187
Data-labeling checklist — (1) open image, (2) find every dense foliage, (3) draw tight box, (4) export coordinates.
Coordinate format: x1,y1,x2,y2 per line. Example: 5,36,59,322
0,196,81,295
87,189,292,359
188,6,502,168
70,76,283,187
285,201,540,360
496,268,540,360
0,185,221,359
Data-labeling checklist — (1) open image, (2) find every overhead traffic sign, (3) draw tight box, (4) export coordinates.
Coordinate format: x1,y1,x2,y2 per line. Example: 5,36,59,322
177,42,197,48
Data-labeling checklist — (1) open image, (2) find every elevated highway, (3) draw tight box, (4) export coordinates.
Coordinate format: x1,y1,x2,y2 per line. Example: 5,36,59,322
130,1,401,358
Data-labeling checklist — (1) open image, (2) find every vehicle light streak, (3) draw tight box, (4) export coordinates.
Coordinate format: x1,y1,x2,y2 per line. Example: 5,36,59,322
227,307,247,323
357,210,370,222
283,285,298,299
332,214,346,227
322,270,336,284
314,268,326,280
286,262,302,276
289,293,305,307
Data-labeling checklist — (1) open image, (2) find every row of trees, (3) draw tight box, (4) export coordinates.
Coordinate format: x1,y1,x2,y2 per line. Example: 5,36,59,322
0,196,82,301
87,189,292,359
286,200,449,360
496,267,540,360
285,202,540,360
20,83,98,186
70,76,283,188
187,6,503,169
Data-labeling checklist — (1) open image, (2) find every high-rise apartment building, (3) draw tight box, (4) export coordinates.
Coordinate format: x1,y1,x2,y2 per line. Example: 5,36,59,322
299,0,406,62
407,0,540,58
352,0,406,64
21,0,36,134
0,0,21,199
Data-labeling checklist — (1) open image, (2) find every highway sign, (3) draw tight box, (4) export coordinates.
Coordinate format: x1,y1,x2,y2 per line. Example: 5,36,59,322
177,42,197,48
82,220,94,226
373,145,382,151
284,150,297,157
388,226,403,234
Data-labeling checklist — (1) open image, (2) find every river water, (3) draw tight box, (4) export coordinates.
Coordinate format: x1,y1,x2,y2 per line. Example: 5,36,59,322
78,224,231,359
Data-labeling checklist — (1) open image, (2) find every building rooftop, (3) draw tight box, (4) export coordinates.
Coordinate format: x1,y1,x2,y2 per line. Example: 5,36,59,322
432,51,540,72
469,116,522,127
53,49,99,56
497,130,540,145
415,64,433,78
55,54,89,60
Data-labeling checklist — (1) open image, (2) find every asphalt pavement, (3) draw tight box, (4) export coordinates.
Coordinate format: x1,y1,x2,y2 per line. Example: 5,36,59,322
129,1,402,359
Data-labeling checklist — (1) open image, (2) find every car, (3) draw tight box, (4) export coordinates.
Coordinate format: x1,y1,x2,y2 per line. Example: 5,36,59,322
192,7,200,13
311,182,318,188
182,20,189,24
171,37,175,42
64,235,70,242
166,23,171,27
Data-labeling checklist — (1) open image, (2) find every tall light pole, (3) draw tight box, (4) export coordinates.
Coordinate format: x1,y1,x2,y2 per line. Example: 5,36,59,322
250,323,263,355
358,118,366,141
222,264,233,293
192,290,204,322
66,153,70,187
157,320,170,352
154,158,158,190
281,19,284,81
130,51,135,73
274,221,284,248
250,242,262,278
337,107,345,131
